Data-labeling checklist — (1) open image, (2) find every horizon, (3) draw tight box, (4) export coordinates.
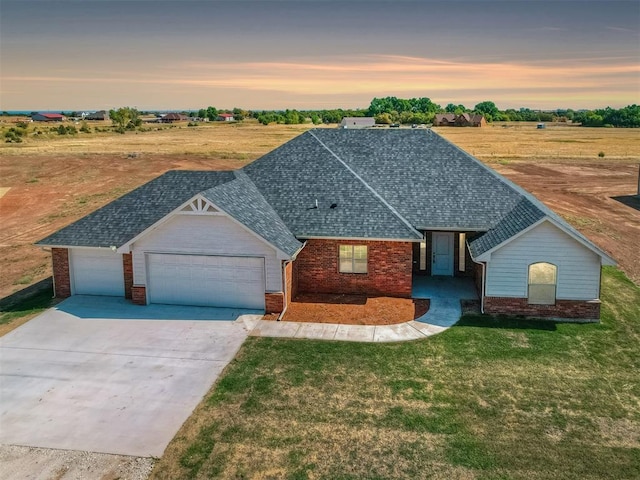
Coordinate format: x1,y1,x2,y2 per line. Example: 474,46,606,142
1,0,638,111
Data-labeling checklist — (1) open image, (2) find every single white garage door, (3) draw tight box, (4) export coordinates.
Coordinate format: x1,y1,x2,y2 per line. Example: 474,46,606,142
147,254,265,309
71,249,125,296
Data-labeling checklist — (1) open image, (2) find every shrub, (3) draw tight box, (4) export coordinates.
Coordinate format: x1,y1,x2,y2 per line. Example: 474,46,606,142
598,151,605,158
79,122,91,133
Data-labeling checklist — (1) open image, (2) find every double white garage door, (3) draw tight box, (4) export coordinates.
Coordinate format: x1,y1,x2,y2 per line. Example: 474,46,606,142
71,250,265,310
147,254,265,309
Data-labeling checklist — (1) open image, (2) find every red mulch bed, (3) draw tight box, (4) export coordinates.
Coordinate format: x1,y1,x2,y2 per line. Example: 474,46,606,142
263,293,429,325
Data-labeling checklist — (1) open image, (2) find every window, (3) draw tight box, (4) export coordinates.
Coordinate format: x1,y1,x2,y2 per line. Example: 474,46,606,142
528,262,557,305
339,245,368,273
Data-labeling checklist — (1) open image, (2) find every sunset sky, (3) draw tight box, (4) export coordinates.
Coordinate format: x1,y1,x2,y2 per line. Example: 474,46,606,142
1,0,638,111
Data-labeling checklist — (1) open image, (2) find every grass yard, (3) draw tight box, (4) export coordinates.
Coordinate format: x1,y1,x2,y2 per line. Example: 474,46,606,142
150,267,640,480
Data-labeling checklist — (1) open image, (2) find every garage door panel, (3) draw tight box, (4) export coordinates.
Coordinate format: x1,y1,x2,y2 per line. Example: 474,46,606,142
71,250,125,296
147,254,265,309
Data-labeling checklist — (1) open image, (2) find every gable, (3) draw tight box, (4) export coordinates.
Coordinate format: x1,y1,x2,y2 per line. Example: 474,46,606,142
485,220,603,300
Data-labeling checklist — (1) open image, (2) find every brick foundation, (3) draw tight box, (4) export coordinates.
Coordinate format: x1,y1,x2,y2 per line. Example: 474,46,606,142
123,253,133,300
132,285,147,305
294,239,413,297
265,292,285,314
484,297,601,320
52,248,71,298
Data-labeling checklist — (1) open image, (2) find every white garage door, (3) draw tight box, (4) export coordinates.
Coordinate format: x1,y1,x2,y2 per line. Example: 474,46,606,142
147,254,265,309
71,249,125,296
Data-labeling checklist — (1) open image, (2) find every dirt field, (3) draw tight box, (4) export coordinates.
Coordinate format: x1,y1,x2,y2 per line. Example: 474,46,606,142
0,121,638,302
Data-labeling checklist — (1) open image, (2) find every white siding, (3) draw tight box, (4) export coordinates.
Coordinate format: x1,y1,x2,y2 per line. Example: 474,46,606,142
485,221,601,300
131,214,281,291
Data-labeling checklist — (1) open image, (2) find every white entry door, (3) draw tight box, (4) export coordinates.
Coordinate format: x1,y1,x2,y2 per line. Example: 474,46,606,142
147,254,265,309
432,232,454,276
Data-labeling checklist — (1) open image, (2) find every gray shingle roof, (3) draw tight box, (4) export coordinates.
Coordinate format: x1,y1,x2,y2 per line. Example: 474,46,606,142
243,131,422,240
201,171,302,256
37,171,235,248
467,198,545,258
308,129,523,230
38,128,609,262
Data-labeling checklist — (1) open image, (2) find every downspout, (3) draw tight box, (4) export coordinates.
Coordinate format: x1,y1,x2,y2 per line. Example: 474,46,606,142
467,241,486,314
277,260,291,322
277,241,307,322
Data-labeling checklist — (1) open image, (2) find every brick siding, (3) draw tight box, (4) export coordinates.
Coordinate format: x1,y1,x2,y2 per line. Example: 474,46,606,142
284,260,295,305
484,297,600,320
132,285,147,305
123,253,133,300
265,292,285,314
52,248,71,298
294,239,412,297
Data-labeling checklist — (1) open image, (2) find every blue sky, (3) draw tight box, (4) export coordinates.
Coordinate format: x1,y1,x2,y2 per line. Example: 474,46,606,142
1,0,638,110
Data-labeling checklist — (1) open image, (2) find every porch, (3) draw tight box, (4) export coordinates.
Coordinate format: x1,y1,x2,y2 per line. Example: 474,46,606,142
412,275,479,327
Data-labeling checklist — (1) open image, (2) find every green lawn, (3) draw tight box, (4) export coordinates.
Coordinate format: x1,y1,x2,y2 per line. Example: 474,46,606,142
151,267,640,480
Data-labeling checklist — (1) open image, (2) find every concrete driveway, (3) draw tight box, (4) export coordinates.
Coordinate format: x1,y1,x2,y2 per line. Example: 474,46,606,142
0,296,261,457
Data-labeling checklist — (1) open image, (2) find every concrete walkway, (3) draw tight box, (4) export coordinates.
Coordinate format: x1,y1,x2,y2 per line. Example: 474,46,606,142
249,277,478,343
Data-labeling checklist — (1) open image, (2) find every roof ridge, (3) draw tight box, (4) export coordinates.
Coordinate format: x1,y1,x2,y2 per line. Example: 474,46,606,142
308,130,421,238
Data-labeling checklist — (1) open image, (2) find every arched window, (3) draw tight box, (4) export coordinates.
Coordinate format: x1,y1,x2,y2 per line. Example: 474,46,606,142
528,263,557,305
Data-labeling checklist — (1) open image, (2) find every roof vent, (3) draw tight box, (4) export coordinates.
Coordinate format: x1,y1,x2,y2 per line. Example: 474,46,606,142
330,203,338,209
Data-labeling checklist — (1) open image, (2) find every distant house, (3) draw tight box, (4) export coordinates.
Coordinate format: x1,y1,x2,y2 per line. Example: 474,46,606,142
434,113,486,127
32,113,65,122
85,110,109,121
217,113,235,122
161,113,188,123
339,117,375,129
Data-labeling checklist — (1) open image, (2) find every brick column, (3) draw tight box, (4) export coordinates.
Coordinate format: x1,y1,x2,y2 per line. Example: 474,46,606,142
132,285,147,305
265,292,285,314
52,248,71,298
123,253,133,299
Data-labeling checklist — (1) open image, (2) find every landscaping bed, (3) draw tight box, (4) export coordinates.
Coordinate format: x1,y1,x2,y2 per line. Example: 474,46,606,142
264,294,429,325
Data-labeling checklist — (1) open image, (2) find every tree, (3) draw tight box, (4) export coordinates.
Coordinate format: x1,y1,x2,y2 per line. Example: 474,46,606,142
109,107,141,133
205,106,217,121
473,101,499,122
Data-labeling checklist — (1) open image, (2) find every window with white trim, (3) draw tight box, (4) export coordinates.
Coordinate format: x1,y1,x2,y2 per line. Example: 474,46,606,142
339,245,368,273
528,262,557,305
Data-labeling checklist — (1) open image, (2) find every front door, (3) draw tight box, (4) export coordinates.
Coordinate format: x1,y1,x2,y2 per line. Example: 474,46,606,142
432,232,454,276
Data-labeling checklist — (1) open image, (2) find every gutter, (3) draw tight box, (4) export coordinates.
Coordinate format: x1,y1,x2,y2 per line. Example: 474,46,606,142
467,242,486,314
277,259,292,322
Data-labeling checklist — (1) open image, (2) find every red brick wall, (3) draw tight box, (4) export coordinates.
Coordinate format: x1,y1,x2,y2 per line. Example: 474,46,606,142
484,297,600,320
294,239,413,297
52,248,71,298
123,253,133,300
265,292,285,314
132,285,147,305
284,260,294,306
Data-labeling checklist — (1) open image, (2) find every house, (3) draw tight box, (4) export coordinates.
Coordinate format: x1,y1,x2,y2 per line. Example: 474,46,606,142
161,113,189,123
339,117,375,129
434,113,486,127
217,113,235,122
32,113,65,122
85,110,109,121
37,130,614,320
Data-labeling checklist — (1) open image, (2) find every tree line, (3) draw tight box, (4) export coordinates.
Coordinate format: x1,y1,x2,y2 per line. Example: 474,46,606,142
37,100,639,129
192,99,639,128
